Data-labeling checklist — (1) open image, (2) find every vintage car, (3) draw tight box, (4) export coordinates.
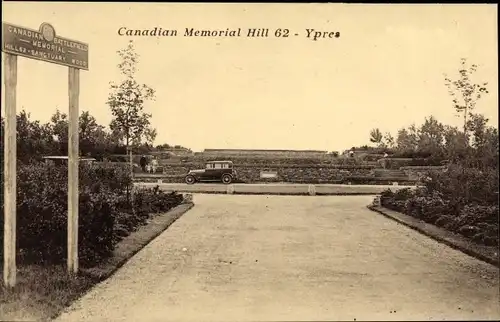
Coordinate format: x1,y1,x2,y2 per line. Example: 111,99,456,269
185,160,237,184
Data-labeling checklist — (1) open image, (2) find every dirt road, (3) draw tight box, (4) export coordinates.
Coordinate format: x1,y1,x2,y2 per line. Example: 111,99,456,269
55,195,500,321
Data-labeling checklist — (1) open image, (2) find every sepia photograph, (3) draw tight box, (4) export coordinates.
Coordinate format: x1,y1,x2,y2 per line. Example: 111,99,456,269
1,2,499,321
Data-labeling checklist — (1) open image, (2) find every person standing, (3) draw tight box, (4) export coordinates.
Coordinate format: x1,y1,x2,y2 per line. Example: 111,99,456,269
151,156,159,174
383,152,389,169
140,155,147,172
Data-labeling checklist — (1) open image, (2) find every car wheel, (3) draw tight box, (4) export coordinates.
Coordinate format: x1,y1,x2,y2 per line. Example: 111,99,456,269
222,174,232,184
185,175,195,185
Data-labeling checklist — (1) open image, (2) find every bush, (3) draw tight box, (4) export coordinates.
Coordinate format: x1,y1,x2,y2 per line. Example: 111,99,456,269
381,157,445,169
0,162,120,266
0,161,184,268
425,164,498,206
404,192,450,224
379,183,499,246
132,186,183,217
380,188,416,212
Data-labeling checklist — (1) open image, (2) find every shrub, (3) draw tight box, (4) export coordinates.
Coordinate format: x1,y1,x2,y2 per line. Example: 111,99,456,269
425,164,498,205
455,205,499,227
133,185,183,214
379,181,499,246
0,162,121,267
0,161,184,268
381,157,445,169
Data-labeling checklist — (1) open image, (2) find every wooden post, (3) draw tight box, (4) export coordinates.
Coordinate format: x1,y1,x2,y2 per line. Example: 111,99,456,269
3,53,18,288
129,147,135,204
68,67,80,274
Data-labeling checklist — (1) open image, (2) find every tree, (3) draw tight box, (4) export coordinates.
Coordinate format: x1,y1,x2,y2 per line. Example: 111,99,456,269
6,110,56,162
443,125,466,161
156,143,172,150
79,111,113,158
444,59,490,201
482,127,499,168
384,132,395,149
396,124,419,153
417,116,445,157
466,113,499,168
47,109,119,158
467,113,489,150
369,128,384,147
49,109,70,155
107,40,156,151
444,58,489,147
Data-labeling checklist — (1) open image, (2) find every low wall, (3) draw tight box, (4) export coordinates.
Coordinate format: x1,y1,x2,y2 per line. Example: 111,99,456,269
134,182,418,195
400,166,447,181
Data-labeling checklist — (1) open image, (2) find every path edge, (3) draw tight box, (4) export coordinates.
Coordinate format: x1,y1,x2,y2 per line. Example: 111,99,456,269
367,205,499,268
50,202,195,321
80,202,195,282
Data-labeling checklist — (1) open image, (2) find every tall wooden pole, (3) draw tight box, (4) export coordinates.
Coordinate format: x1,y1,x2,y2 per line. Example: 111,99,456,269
68,67,80,274
3,53,18,288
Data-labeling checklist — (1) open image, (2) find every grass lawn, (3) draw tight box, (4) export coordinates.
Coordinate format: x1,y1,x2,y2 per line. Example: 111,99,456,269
0,202,194,321
0,265,97,321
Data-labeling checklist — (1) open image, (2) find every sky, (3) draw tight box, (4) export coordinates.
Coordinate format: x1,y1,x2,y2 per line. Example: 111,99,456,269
1,3,498,152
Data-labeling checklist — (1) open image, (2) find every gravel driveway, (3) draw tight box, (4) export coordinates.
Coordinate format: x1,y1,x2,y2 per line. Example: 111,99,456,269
54,194,500,321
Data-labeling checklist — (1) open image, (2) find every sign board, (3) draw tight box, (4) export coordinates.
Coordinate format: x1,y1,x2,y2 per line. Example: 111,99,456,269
260,171,278,179
2,21,88,287
2,22,89,70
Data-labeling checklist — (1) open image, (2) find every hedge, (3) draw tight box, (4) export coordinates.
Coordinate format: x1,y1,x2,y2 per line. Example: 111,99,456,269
380,158,446,169
0,161,184,268
380,164,499,247
160,156,370,166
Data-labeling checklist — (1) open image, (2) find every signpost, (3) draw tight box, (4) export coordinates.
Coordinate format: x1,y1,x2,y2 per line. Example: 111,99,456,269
2,22,89,287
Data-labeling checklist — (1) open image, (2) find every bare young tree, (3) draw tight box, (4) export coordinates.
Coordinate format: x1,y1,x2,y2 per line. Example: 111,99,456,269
444,58,489,148
107,40,156,151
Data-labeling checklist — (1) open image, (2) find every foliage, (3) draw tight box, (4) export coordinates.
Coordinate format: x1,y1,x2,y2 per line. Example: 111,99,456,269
395,124,419,153
369,128,384,147
374,59,498,247
107,40,157,148
0,162,184,267
384,132,395,149
0,109,184,164
382,157,444,169
424,163,498,205
380,187,499,246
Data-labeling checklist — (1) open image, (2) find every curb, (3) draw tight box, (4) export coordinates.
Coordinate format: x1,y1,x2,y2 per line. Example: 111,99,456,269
367,205,499,268
80,202,194,282
51,202,194,321
231,192,380,196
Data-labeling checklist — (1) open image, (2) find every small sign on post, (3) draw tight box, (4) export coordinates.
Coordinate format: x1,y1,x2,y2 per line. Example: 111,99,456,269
2,21,89,286
260,170,277,179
